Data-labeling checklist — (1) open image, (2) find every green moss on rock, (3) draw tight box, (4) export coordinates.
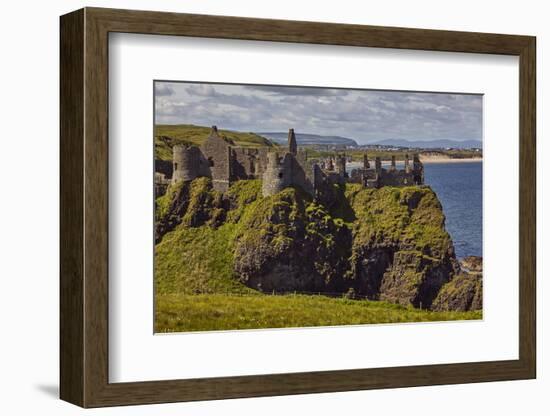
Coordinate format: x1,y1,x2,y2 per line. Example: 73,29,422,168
155,180,190,243
345,186,458,308
181,177,225,227
432,273,483,312
232,186,353,292
155,177,227,243
225,179,263,222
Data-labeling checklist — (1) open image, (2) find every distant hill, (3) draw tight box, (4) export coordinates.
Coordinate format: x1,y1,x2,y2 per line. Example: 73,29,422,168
369,139,482,149
155,124,276,161
259,132,358,147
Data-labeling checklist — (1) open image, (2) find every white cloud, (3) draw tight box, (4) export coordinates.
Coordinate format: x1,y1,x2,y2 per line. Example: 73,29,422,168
154,83,175,97
154,82,482,144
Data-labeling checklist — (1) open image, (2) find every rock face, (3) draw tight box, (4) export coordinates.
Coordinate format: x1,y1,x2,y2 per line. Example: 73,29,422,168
432,273,483,312
430,255,483,311
378,250,457,309
155,178,481,311
233,189,352,293
345,186,459,308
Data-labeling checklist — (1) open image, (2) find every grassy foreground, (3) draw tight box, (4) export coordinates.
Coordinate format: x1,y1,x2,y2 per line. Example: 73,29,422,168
155,293,482,333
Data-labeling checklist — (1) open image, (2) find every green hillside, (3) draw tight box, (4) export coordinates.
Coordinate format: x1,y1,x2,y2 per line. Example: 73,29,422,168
155,124,275,161
155,178,262,295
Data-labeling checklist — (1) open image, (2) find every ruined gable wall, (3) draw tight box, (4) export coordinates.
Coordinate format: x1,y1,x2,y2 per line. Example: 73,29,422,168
289,156,314,196
231,148,250,179
255,148,269,177
232,148,261,179
229,147,271,180
201,135,231,191
197,152,211,178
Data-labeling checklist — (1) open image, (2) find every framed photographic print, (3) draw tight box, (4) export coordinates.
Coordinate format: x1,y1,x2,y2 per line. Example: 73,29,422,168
60,7,536,408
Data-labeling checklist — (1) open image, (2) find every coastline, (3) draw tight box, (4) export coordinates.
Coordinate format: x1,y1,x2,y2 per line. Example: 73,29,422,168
420,157,482,164
346,157,482,170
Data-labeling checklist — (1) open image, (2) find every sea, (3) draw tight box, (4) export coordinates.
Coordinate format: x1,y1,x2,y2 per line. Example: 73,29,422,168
423,162,482,259
347,161,483,259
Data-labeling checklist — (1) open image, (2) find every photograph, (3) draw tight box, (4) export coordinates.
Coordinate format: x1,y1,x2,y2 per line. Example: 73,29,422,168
153,81,483,333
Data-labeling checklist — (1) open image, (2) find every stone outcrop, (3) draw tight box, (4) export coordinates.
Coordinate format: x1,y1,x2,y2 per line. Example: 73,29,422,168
432,273,483,312
155,180,191,243
460,256,483,273
346,186,459,308
430,255,483,312
232,189,352,293
155,178,226,243
378,250,457,309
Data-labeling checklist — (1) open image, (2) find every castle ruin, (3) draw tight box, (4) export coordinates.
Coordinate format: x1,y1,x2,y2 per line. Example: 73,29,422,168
348,153,424,188
165,126,424,198
171,126,269,192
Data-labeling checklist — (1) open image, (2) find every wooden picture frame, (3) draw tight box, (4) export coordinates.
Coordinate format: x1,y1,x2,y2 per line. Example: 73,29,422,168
60,7,536,408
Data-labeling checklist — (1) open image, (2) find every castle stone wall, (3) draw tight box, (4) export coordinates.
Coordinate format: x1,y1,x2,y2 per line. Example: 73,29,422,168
255,148,269,177
377,169,417,187
232,147,269,179
348,153,424,189
289,156,315,196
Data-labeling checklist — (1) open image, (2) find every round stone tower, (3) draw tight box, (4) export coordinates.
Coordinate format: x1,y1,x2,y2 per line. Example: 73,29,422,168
262,152,289,196
172,145,200,183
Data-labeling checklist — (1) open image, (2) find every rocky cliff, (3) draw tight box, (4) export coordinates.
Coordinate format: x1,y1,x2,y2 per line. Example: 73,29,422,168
155,178,481,311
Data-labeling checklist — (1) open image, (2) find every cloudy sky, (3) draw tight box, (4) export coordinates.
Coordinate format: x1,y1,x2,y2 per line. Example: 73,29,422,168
155,81,482,144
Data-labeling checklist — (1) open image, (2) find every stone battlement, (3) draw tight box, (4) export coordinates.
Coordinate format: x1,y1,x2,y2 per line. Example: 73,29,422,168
349,153,424,188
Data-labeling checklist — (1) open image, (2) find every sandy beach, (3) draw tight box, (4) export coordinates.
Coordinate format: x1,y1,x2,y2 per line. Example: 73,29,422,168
419,156,482,164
